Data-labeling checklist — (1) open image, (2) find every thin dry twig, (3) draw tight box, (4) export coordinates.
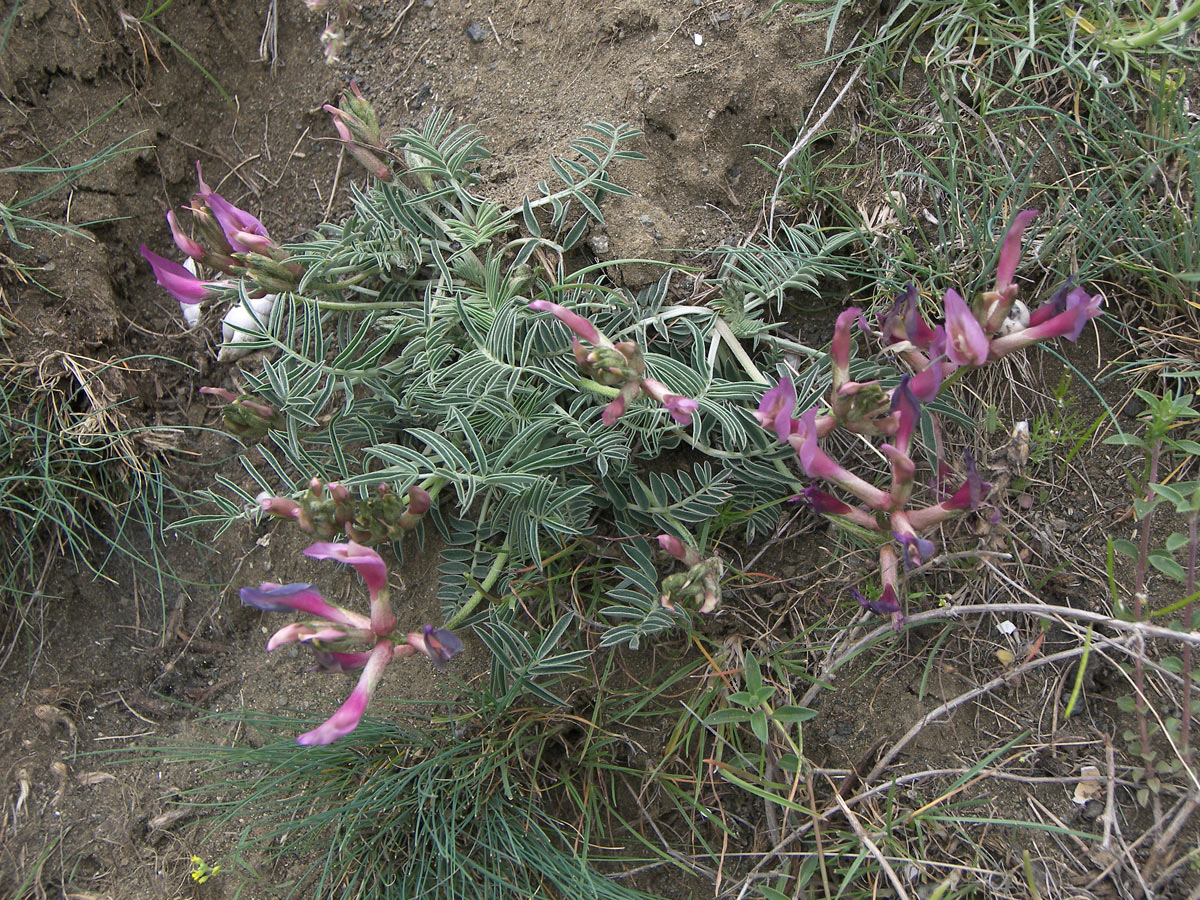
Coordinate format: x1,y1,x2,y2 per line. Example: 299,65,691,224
768,51,866,233
864,644,1087,783
829,790,912,900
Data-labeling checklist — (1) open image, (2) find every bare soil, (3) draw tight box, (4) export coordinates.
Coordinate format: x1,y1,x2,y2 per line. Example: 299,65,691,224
0,2,1188,899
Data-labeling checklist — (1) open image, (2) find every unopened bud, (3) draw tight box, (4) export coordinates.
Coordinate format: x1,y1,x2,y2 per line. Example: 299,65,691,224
200,386,281,439
259,496,302,520
342,82,383,147
241,253,301,293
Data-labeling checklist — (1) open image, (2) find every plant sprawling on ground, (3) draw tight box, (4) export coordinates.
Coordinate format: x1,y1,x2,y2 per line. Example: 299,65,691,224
132,3,1200,896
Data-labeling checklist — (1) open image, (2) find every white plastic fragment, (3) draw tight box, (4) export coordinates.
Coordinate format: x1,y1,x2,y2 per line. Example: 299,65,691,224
693,33,703,46
180,258,203,329
996,620,1018,636
218,293,276,362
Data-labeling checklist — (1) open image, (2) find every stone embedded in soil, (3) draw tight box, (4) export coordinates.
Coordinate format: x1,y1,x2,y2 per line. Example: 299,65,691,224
465,22,489,43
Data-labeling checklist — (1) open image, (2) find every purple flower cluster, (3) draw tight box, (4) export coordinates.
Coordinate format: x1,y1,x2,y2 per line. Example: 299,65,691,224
259,477,433,545
141,164,298,314
757,210,1103,628
241,540,462,745
528,299,700,426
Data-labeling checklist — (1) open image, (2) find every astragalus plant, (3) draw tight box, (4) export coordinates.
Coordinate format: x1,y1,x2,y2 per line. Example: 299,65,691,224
163,87,850,665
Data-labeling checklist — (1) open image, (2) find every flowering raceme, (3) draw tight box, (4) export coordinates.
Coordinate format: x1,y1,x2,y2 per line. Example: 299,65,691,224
528,299,700,426
755,209,1102,628
241,540,462,745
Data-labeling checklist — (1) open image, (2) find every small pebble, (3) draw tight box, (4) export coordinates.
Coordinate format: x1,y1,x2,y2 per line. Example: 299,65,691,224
465,22,489,43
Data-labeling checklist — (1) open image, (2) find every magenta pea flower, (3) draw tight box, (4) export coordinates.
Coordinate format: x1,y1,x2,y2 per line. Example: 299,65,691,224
754,377,798,443
891,510,935,569
325,105,392,180
994,209,1039,298
876,284,936,351
657,533,703,566
194,188,272,255
830,307,860,389
889,376,921,456
239,582,371,630
305,541,387,598
405,625,465,670
788,406,894,510
297,641,393,746
266,622,353,651
906,451,991,531
988,287,1103,359
942,288,990,367
305,540,392,634
851,585,901,618
528,298,602,345
908,326,948,402
798,484,880,530
140,245,222,305
241,542,463,745
166,210,206,260
640,377,699,426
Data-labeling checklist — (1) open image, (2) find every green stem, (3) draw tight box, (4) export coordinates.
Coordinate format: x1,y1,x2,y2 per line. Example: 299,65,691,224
575,377,620,399
756,334,825,358
713,317,768,385
444,537,511,630
1104,0,1200,51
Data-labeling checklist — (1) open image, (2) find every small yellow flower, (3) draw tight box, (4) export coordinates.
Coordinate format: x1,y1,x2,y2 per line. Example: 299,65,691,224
190,856,220,884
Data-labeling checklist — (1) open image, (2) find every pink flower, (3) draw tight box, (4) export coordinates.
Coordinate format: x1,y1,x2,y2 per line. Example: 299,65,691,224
405,486,431,516
305,541,392,635
166,211,205,260
754,378,798,443
995,210,1039,297
405,626,465,670
798,485,879,530
260,496,302,519
787,407,893,510
297,641,393,746
140,245,221,305
641,378,698,426
266,623,352,651
988,287,1103,359
239,582,371,631
831,307,859,387
877,284,936,351
324,105,391,180
891,510,935,568
528,299,602,344
305,541,387,598
657,534,702,565
889,376,920,456
601,380,640,426
908,326,947,402
881,443,916,506
906,452,991,530
194,188,272,255
942,288,990,367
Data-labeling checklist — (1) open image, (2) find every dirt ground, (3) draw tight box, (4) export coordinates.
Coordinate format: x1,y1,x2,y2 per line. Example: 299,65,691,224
0,1,1186,899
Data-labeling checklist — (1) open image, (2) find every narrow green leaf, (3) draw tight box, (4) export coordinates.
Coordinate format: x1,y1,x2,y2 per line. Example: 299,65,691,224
772,705,819,723
750,709,769,744
705,708,753,725
744,652,762,693
521,197,540,237
1149,550,1186,581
